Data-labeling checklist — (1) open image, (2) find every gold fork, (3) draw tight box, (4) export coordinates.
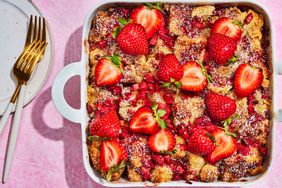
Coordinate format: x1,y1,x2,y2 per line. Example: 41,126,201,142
0,15,47,183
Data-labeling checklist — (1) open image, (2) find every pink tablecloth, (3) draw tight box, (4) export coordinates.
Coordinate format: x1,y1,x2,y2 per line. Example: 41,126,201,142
0,0,281,187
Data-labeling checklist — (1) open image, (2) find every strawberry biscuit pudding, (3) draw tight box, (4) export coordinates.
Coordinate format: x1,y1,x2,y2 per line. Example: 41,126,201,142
86,3,271,183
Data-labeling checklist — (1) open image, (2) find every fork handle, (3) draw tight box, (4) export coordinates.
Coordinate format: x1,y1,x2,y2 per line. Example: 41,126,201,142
2,85,26,183
0,103,14,136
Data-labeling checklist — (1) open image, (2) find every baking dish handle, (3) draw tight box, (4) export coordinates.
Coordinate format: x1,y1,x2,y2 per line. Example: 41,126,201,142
52,62,82,124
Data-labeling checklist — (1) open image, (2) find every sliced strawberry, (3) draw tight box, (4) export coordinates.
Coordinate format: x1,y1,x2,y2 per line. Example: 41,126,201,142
157,54,184,82
100,140,128,171
180,61,207,92
211,17,242,41
90,110,121,138
116,23,149,55
131,5,164,39
148,129,176,153
129,107,159,134
208,33,237,65
206,129,237,164
187,128,215,156
234,64,263,97
95,58,123,86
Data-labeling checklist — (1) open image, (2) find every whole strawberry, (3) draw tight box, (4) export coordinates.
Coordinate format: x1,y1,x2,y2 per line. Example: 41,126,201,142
117,23,149,55
205,93,237,122
90,110,121,137
187,128,215,155
157,54,184,82
208,33,237,65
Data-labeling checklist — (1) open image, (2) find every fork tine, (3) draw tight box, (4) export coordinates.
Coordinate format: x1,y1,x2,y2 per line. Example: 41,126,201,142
34,16,37,40
19,40,41,71
25,15,33,47
37,17,42,40
25,42,47,74
42,18,46,42
23,41,46,73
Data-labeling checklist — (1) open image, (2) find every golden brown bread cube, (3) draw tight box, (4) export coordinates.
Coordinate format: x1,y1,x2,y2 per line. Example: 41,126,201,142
174,35,207,63
150,166,173,183
127,167,143,182
89,140,101,171
171,136,187,159
167,4,192,36
187,152,206,176
173,95,205,126
200,164,219,182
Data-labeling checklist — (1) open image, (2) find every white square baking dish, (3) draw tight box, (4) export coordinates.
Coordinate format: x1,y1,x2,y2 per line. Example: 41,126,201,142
51,0,282,186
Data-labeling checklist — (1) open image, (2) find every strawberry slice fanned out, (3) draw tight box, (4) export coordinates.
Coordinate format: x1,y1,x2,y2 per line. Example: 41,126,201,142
180,61,208,92
129,107,159,134
95,56,123,86
234,63,263,97
206,129,237,164
131,5,164,39
100,140,128,171
211,17,242,41
148,129,176,153
90,110,121,138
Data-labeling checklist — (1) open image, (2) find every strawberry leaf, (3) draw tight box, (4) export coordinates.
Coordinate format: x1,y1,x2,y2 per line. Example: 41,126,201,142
221,115,238,138
152,104,167,129
157,109,166,117
152,104,158,112
145,2,162,11
106,160,126,181
110,54,124,73
174,81,182,88
160,148,177,155
161,82,170,88
206,133,216,143
88,135,109,141
112,27,121,39
233,20,243,27
118,18,128,26
198,61,213,83
227,55,238,64
157,118,167,129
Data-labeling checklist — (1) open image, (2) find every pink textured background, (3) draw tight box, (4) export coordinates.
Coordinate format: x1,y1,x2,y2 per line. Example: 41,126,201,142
0,0,281,187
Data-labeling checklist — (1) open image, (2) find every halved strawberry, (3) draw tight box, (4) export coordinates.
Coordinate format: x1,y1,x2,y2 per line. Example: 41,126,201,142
234,64,263,97
148,129,176,153
90,110,121,138
211,17,242,41
206,129,237,164
208,33,237,65
95,57,123,86
180,61,207,92
100,140,128,171
129,107,159,134
131,5,164,39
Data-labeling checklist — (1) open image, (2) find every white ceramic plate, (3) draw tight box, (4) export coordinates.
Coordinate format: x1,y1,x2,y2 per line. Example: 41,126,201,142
0,0,52,115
